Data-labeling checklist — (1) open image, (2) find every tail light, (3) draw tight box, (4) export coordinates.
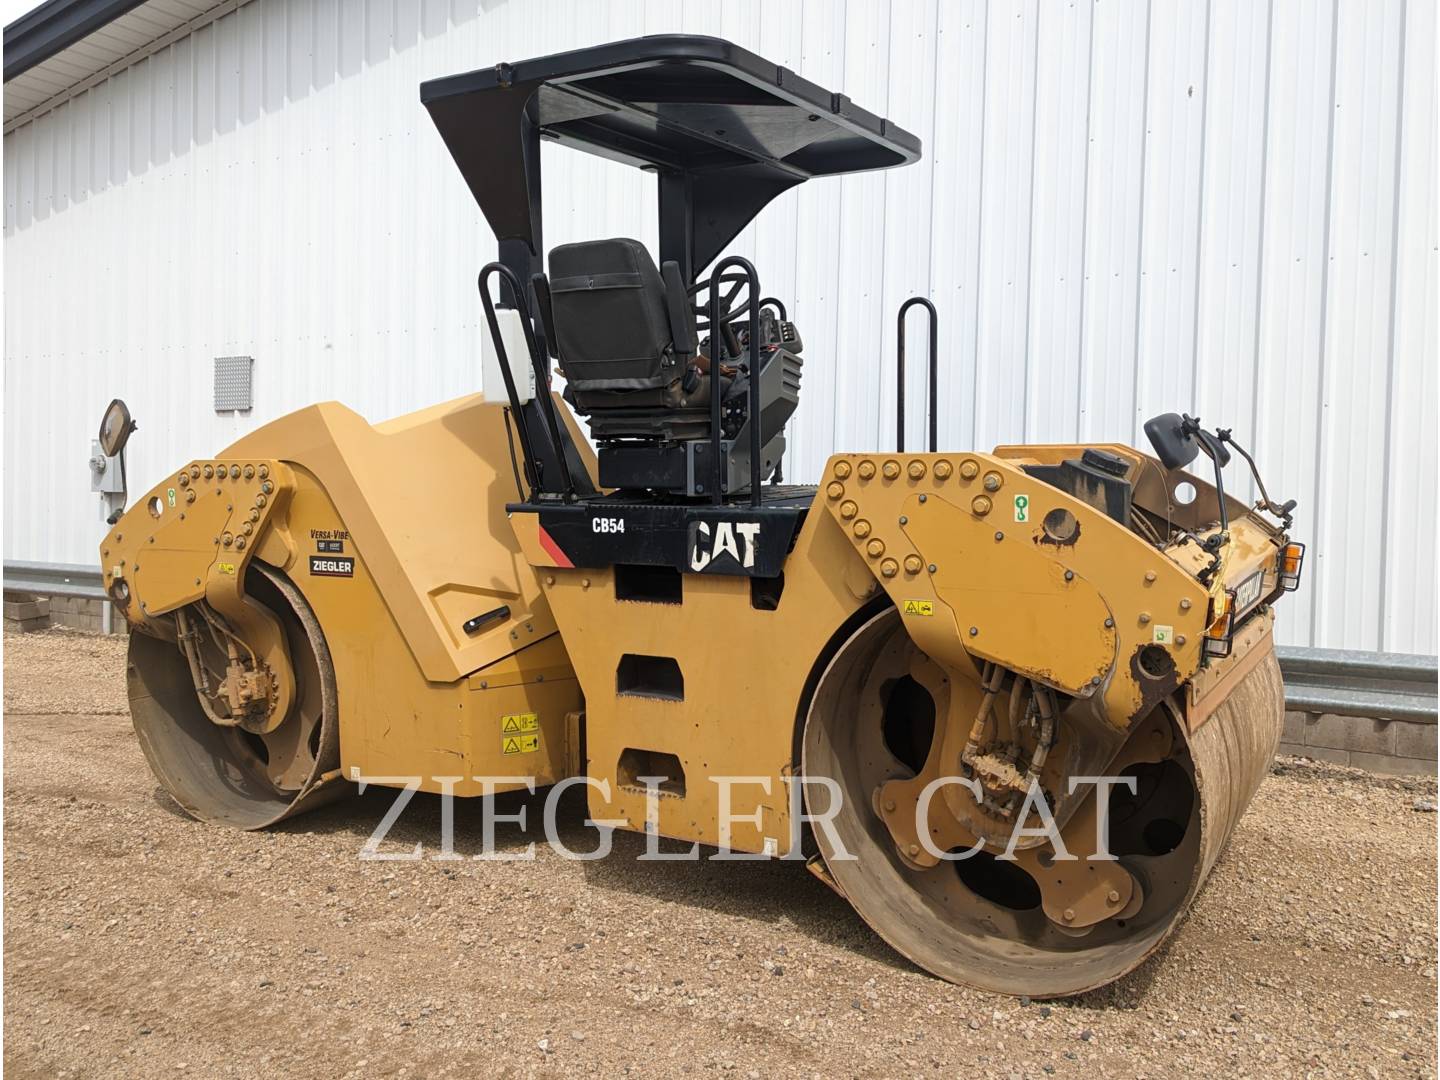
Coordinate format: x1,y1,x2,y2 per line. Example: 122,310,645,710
1278,541,1305,591
1203,589,1236,659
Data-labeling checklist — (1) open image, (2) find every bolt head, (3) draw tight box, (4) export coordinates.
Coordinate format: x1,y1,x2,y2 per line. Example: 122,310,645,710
834,460,853,480
1062,908,1075,922
969,626,979,637
1064,569,1074,581
1107,889,1121,904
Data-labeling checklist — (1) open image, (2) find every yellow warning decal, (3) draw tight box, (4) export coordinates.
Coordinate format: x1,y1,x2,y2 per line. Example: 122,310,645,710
217,562,237,576
502,733,541,755
902,600,934,617
501,713,539,734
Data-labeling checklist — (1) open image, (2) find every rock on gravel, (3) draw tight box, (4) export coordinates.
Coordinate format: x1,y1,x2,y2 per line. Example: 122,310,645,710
4,628,1437,1078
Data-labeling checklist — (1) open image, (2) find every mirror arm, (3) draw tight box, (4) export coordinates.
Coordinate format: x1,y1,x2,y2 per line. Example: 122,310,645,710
1182,417,1229,585
1215,428,1296,529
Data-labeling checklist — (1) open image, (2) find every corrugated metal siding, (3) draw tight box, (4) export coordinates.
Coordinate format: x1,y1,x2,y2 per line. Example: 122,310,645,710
3,0,1436,654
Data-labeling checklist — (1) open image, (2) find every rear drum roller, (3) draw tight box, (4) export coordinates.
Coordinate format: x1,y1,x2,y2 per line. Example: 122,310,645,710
127,562,345,829
802,609,1283,997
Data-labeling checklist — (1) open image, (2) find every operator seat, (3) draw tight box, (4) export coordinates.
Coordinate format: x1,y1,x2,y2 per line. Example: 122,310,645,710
544,237,718,442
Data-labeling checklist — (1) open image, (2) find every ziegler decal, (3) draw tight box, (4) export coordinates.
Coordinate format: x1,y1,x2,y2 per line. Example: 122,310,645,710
309,555,354,578
688,520,762,572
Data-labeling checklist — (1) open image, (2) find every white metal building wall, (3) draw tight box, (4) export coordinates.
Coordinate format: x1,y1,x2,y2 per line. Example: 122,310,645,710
4,0,1436,654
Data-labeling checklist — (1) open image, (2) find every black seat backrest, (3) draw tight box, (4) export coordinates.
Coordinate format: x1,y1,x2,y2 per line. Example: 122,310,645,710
547,238,694,395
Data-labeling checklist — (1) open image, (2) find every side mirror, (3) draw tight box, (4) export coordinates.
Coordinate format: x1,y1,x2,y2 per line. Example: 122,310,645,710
1143,412,1199,470
98,399,136,458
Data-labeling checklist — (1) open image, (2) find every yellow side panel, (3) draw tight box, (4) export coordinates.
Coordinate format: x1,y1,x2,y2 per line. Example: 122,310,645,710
272,469,577,796
222,393,594,684
524,509,878,856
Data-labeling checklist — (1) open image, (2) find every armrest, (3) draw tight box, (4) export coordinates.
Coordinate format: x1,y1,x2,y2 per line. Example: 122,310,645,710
661,260,698,359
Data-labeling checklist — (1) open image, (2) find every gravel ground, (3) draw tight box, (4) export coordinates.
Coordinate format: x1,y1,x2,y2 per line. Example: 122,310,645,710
4,626,1437,1079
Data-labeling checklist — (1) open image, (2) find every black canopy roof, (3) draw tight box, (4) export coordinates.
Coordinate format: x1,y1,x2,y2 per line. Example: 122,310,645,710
421,35,921,284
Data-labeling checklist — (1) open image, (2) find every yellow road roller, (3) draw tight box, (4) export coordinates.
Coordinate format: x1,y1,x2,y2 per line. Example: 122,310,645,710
98,36,1306,997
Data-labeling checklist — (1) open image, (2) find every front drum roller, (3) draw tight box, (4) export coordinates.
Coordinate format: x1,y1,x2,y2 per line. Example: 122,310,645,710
802,609,1284,998
127,562,345,829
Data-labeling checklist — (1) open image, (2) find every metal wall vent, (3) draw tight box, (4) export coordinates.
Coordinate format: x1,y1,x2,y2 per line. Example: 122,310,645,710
214,356,254,412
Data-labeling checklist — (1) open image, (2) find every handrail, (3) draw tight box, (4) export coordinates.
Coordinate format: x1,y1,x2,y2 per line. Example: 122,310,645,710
706,255,764,507
477,262,577,501
897,296,938,453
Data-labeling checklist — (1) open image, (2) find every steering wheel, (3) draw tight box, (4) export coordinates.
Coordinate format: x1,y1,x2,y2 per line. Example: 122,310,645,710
687,272,755,362
688,272,755,327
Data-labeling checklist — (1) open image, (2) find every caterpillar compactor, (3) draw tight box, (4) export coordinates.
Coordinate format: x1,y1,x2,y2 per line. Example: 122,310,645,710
99,36,1305,997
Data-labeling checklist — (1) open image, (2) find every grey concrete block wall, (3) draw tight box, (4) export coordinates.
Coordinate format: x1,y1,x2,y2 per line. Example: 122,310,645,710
45,594,109,633
8,594,126,635
1279,710,1438,776
3,592,51,632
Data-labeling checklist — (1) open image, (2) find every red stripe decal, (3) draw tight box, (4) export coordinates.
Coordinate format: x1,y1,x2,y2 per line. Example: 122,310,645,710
537,525,574,568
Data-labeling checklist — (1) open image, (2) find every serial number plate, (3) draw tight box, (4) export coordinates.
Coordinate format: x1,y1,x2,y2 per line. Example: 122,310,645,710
1235,569,1264,612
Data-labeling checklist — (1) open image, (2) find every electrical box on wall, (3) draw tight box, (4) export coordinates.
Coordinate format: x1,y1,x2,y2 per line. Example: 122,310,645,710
480,308,536,404
214,355,254,411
